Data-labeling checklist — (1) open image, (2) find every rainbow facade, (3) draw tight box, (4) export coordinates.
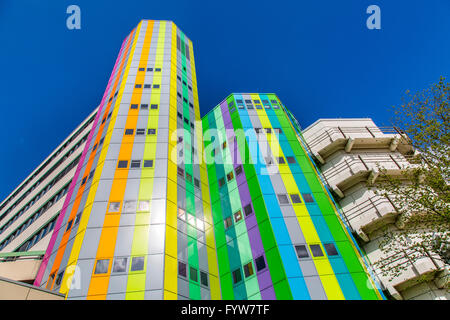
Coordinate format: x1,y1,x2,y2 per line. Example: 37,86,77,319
34,20,383,300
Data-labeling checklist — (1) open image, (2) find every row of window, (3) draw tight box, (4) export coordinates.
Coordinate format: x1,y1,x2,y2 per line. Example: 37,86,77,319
0,114,94,215
124,128,157,136
130,103,158,110
224,204,253,230
176,75,193,92
108,199,151,214
0,131,89,225
138,67,162,72
0,154,82,235
117,159,154,169
295,243,339,259
176,92,194,109
177,111,195,129
177,208,205,231
15,216,58,253
176,35,190,61
277,193,315,205
0,183,71,251
178,261,209,287
177,166,201,189
232,256,266,285
135,84,160,89
217,164,243,188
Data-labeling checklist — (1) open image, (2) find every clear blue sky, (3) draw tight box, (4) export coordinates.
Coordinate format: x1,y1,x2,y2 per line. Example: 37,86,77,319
0,0,449,201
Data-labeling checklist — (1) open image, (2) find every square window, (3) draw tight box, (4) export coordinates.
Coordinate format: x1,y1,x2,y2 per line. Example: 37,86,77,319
224,216,233,229
117,160,128,168
310,244,324,257
277,157,285,164
277,194,289,205
302,193,314,203
136,129,145,135
138,200,150,212
232,269,242,284
243,262,254,278
178,208,186,220
112,257,127,273
295,245,309,259
274,128,283,134
200,271,208,287
290,194,302,204
324,243,339,256
234,210,242,223
123,201,136,213
147,128,156,135
125,129,134,135
141,104,149,109
143,160,153,168
243,204,253,217
94,259,110,274
255,256,266,271
226,171,234,181
287,156,296,164
178,261,187,277
218,177,226,187
130,160,141,168
190,266,198,282
130,256,145,271
255,105,262,109
108,202,121,212
235,165,243,176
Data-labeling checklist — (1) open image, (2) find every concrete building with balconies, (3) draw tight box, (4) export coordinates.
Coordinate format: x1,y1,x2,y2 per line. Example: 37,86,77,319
302,118,449,300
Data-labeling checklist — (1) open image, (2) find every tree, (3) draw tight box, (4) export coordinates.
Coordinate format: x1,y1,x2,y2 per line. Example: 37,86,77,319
374,77,450,284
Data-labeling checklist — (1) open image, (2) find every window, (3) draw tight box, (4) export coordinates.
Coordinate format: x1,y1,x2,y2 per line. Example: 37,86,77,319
232,269,242,284
153,84,160,89
55,271,64,286
194,178,200,188
125,129,134,135
178,208,186,220
136,128,145,135
222,141,227,149
135,84,142,88
147,67,153,72
277,157,285,164
235,165,243,176
190,266,198,282
143,160,153,168
243,204,253,217
130,160,141,168
290,194,302,204
141,104,149,109
277,194,289,205
200,271,208,287
81,176,87,185
302,193,314,203
265,157,273,165
265,128,272,134
112,257,127,273
227,171,234,181
147,128,156,135
324,243,339,256
178,261,187,277
255,256,266,271
274,128,283,134
138,200,150,212
66,219,73,232
123,201,136,213
218,177,226,187
177,166,184,176
117,160,128,168
310,244,324,257
234,210,242,222
244,262,254,278
255,128,262,134
88,170,95,179
108,202,121,212
144,84,151,89
139,67,145,71
94,259,110,274
155,68,161,72
131,256,145,271
186,172,193,183
224,216,233,229
295,245,309,259
130,104,138,109
255,104,262,109
151,104,158,109
93,143,98,151
75,212,82,224
286,156,296,164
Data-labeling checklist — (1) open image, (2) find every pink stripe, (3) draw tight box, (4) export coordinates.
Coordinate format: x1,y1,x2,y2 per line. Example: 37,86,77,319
34,36,129,287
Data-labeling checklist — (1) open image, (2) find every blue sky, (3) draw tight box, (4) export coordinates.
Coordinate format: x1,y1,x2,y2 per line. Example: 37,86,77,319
0,0,449,201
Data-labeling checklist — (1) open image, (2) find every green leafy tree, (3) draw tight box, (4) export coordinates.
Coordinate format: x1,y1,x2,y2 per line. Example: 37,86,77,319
374,77,450,284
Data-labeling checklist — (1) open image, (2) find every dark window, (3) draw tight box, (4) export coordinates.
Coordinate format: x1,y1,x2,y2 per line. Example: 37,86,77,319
155,68,161,72
153,84,160,89
253,100,260,104
200,271,208,287
255,128,262,134
151,104,158,109
277,194,289,205
144,160,153,168
147,128,156,135
139,67,145,71
295,245,309,259
55,271,64,286
302,193,314,203
218,177,225,187
177,166,184,176
178,261,187,277
255,104,262,109
194,178,200,188
244,262,254,278
177,112,183,119
136,129,145,135
234,210,242,223
186,173,193,183
270,99,278,105
277,157,285,164
287,156,296,164
94,259,109,274
144,84,151,89
66,219,73,232
324,243,339,256
189,102,194,108
88,170,95,179
235,165,243,176
147,67,153,71
310,245,324,257
141,104,149,110
75,212,82,224
265,128,272,134
190,266,198,282
81,177,87,185
236,99,243,104
255,256,266,271
226,171,234,181
244,204,253,217
232,269,242,284
135,84,142,88
130,160,141,168
177,92,182,98
131,256,145,271
290,194,302,204
112,257,127,273
93,143,98,150
125,129,134,135
224,216,233,229
118,160,128,168
130,104,138,109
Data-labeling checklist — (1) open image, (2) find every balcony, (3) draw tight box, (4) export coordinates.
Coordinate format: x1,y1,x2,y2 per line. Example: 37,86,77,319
0,251,44,283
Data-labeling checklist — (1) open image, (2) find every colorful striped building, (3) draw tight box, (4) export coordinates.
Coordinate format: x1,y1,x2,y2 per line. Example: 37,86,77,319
32,20,384,300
